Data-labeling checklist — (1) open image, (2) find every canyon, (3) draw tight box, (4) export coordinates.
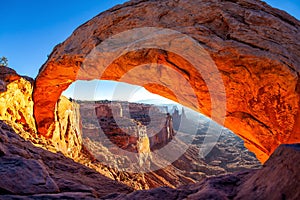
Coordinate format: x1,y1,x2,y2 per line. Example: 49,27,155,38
0,70,260,189
79,100,260,186
0,68,298,199
1,116,299,199
0,0,300,199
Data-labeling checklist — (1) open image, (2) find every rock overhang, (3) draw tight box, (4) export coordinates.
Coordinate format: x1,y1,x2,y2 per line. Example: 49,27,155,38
33,0,300,163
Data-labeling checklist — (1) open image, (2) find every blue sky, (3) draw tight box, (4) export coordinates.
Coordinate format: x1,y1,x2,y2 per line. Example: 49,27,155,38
0,0,128,77
1,0,299,101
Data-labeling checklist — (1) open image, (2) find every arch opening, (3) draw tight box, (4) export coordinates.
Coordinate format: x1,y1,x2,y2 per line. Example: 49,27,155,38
33,1,300,164
61,79,261,173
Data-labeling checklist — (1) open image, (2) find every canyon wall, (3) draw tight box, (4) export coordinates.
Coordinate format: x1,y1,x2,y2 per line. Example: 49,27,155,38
80,101,175,154
0,66,82,159
0,67,193,189
0,66,36,138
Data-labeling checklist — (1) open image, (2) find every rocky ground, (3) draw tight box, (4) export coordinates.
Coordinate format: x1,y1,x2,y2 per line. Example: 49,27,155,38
0,120,133,199
1,120,299,199
105,144,300,200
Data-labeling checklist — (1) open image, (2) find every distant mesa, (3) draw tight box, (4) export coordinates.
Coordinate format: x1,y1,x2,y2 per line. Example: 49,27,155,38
79,100,176,153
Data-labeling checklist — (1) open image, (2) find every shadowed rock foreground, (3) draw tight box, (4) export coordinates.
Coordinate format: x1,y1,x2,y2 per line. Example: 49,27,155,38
108,144,300,200
0,120,133,199
0,121,299,199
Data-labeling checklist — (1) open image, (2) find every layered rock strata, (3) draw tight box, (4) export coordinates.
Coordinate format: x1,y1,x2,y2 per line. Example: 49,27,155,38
0,66,82,159
0,121,133,199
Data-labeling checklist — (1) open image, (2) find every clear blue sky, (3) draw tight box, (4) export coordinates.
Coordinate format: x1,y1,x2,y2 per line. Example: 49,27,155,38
0,0,127,77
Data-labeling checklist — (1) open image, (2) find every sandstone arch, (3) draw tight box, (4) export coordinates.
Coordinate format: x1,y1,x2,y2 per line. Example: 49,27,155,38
33,0,300,163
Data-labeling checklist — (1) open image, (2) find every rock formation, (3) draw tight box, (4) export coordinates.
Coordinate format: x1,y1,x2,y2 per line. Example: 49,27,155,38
136,123,152,170
1,0,300,197
102,144,300,200
79,100,260,189
0,66,36,137
80,100,174,152
0,120,133,198
33,0,300,163
51,96,82,159
0,66,81,159
171,107,186,131
0,67,150,190
1,118,294,200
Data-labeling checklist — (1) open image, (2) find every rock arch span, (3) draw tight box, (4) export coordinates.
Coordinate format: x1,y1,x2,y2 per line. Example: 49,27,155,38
33,0,300,163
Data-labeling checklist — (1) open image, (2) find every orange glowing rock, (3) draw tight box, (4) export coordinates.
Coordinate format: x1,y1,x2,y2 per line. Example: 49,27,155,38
33,0,300,163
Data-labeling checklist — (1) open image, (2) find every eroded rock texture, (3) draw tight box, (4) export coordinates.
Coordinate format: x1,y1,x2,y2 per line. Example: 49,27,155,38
104,144,300,200
78,100,260,190
0,66,36,137
0,121,133,198
0,66,82,160
50,96,82,159
0,117,298,199
33,0,300,163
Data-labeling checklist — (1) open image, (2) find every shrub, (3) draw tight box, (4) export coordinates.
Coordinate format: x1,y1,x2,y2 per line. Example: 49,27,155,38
0,56,8,67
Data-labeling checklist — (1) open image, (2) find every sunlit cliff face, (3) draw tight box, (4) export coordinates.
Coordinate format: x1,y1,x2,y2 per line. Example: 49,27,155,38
33,0,300,163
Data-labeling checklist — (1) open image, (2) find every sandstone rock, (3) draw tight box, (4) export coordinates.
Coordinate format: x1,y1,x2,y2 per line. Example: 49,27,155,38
192,128,261,172
79,100,260,189
0,157,59,194
0,66,36,137
33,0,300,163
0,120,133,198
50,96,82,159
0,66,82,160
80,100,174,152
0,67,155,191
235,144,300,200
0,66,22,84
105,144,300,200
1,192,97,200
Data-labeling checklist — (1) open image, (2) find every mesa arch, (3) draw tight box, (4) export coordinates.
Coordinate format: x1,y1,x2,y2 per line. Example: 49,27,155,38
33,0,300,163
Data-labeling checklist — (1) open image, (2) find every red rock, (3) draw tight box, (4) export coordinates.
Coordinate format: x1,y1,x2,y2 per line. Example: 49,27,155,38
0,120,133,198
33,0,300,163
235,144,300,200
0,66,36,137
106,144,300,200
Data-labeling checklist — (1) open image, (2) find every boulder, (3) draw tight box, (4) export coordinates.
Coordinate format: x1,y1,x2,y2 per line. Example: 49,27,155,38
0,120,133,198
